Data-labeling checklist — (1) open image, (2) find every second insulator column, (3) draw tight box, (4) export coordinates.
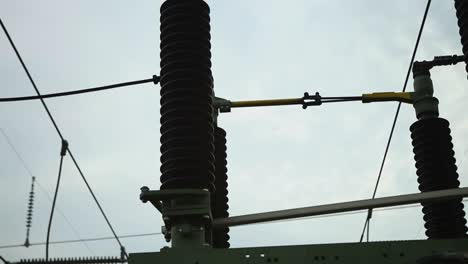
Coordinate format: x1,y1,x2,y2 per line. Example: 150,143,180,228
410,71,467,239
159,0,215,192
212,126,230,248
411,118,467,238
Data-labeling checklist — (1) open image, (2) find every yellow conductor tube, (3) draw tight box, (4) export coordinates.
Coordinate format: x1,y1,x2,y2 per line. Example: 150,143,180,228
362,92,413,104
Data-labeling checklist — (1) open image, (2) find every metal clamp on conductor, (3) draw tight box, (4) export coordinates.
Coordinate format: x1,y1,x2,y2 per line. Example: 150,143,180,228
152,74,161,85
60,140,69,157
302,92,322,108
214,91,415,113
214,92,362,113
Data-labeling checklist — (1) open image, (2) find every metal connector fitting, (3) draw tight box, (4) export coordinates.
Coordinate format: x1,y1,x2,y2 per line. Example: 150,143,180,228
139,188,212,248
412,74,439,120
152,75,161,85
60,140,68,156
214,97,232,113
139,186,150,203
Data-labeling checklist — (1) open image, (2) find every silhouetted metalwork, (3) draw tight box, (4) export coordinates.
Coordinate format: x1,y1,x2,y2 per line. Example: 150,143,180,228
16,257,125,264
159,0,215,191
413,55,465,76
454,0,468,75
0,18,127,257
410,118,468,238
24,176,35,247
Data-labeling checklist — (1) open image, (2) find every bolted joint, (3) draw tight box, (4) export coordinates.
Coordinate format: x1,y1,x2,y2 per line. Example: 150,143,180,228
412,73,439,120
412,61,432,78
213,97,232,113
60,140,69,156
139,186,150,203
302,92,322,109
152,75,161,85
24,237,30,248
139,188,212,248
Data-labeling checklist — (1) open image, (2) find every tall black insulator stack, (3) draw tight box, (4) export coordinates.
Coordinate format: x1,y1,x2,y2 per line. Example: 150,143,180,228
410,118,467,238
455,0,468,75
24,176,35,247
212,126,230,248
159,0,215,192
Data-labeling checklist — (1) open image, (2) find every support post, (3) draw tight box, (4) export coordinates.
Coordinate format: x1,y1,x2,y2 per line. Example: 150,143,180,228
142,0,216,249
409,67,468,238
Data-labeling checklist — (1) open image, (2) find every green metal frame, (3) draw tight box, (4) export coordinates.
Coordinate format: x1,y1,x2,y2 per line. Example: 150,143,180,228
129,238,468,264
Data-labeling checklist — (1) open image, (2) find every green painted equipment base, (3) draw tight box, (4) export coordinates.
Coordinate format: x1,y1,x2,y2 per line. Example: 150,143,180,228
129,238,468,264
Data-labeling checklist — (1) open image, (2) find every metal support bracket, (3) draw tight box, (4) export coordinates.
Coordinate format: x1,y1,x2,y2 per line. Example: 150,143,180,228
412,73,439,119
214,97,232,113
140,188,212,248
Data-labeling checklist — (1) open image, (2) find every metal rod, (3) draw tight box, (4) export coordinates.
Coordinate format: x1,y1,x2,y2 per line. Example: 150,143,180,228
230,98,303,108
213,187,468,227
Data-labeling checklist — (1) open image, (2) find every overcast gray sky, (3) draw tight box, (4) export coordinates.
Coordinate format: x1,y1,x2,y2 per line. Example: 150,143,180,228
1,0,468,261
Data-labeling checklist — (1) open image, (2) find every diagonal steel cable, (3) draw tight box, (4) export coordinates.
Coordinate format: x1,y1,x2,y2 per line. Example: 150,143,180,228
0,18,127,258
358,0,432,242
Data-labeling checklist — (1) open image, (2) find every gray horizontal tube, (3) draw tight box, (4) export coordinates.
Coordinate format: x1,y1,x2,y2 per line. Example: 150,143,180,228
213,187,468,228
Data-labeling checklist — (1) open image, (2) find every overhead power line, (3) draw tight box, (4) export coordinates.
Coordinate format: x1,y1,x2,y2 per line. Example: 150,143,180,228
46,140,68,261
0,128,35,177
0,232,163,249
0,76,159,102
0,127,96,255
359,0,432,243
0,18,128,258
0,256,8,264
0,255,10,264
